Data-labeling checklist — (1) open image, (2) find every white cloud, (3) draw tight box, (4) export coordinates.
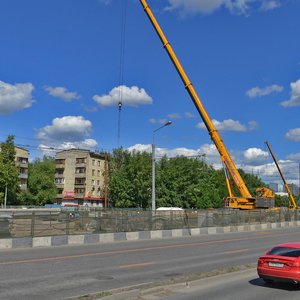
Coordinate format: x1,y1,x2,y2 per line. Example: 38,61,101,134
185,112,195,118
127,143,299,183
37,116,97,151
225,0,252,15
44,86,80,101
164,0,281,16
150,112,185,125
127,143,221,168
37,116,92,144
93,85,152,107
197,119,257,132
287,152,300,161
165,0,224,15
250,159,298,185
127,144,152,153
285,128,300,142
0,80,34,115
246,84,283,98
167,113,181,119
260,0,281,11
280,79,300,107
59,139,98,150
243,147,269,165
149,118,168,125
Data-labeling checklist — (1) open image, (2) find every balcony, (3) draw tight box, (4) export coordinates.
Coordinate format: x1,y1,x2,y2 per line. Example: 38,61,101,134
18,173,28,179
55,164,65,169
75,173,86,178
74,183,85,188
55,183,64,188
75,163,86,168
16,161,28,168
55,173,64,178
19,184,27,190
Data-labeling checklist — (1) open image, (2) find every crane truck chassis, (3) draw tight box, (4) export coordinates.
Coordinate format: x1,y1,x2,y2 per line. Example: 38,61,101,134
139,0,275,209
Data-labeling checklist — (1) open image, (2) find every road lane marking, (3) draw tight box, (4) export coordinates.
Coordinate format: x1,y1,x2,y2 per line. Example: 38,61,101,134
119,262,156,269
223,249,249,255
0,230,298,266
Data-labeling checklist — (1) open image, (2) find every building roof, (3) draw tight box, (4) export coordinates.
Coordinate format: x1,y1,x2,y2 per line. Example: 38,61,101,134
55,148,106,159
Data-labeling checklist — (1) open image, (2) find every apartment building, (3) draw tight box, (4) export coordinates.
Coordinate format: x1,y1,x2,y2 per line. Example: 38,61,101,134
15,146,29,190
55,149,108,207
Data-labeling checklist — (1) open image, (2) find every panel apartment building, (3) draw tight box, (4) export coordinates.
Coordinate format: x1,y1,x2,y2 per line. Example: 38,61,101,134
15,146,29,190
55,149,108,207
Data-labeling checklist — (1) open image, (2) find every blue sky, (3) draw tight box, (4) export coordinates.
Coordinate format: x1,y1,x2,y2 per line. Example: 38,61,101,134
0,0,300,187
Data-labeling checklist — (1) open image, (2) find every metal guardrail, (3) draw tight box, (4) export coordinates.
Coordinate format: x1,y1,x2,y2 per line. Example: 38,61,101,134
0,208,300,239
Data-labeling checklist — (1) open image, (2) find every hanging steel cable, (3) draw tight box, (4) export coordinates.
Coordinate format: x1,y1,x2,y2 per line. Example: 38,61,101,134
117,0,128,148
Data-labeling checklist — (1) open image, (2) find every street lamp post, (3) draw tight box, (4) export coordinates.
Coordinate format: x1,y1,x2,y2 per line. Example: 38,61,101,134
4,183,7,209
152,121,172,212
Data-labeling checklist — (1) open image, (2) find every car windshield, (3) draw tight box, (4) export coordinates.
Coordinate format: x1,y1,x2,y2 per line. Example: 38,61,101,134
267,247,300,257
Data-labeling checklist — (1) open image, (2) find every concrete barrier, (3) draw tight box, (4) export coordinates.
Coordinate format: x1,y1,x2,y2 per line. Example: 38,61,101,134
0,221,298,250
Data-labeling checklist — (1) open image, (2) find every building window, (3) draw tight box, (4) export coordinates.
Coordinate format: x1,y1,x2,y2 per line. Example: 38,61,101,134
75,167,86,174
75,178,85,185
18,157,28,163
91,179,95,186
19,168,27,174
56,169,64,175
55,178,64,184
97,170,100,177
97,180,100,186
56,159,65,165
92,159,95,166
76,158,86,164
92,169,95,176
97,160,101,167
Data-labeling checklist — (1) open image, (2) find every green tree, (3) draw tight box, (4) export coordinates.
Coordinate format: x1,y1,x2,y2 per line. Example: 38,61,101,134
0,135,19,205
156,157,224,209
20,156,57,206
108,149,151,208
107,148,273,209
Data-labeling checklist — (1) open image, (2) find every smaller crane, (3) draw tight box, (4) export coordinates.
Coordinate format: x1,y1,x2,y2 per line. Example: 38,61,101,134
265,141,298,209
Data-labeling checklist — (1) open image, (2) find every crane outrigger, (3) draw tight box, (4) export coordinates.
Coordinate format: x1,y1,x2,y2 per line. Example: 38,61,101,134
139,0,275,209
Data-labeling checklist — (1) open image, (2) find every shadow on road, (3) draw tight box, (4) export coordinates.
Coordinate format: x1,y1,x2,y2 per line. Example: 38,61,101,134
249,277,300,291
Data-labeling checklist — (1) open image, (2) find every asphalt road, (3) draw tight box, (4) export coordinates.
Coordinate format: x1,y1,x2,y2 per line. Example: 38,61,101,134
1,227,300,299
129,269,300,300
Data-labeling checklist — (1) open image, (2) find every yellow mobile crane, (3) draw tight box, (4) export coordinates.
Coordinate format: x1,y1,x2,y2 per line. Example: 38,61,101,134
139,0,275,209
265,141,297,209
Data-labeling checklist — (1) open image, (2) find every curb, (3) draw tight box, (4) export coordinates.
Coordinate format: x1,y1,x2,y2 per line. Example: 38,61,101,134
64,264,257,300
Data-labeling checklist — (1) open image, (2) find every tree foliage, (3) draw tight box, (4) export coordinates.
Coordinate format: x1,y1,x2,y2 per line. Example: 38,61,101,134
0,136,19,205
108,148,151,208
107,148,272,209
19,156,57,206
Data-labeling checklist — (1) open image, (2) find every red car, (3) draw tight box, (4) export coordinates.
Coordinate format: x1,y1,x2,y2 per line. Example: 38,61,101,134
257,242,300,284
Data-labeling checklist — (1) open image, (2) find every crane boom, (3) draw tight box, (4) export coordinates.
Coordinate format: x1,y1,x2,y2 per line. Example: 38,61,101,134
140,0,275,209
265,141,297,209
